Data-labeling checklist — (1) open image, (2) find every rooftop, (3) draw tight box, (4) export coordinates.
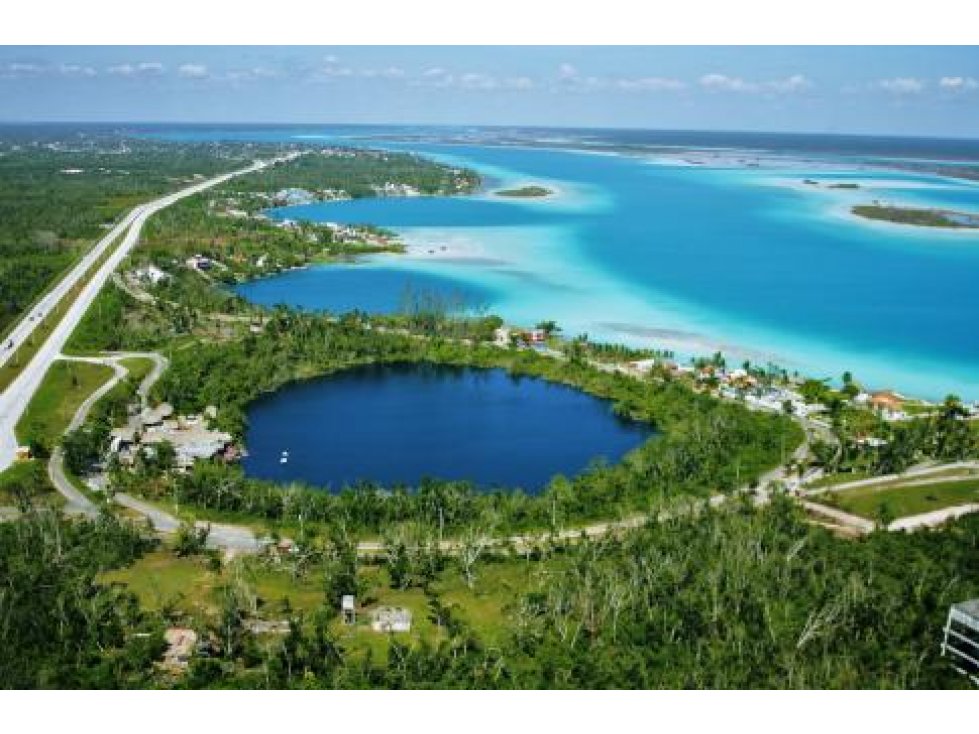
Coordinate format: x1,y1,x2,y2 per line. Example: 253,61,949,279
952,599,979,620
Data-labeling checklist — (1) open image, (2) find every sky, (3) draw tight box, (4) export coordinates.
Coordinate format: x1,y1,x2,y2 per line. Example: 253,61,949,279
1,46,978,137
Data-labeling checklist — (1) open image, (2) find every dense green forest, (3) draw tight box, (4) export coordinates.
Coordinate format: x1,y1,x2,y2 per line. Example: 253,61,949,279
0,129,282,334
0,508,163,688
222,147,479,200
2,499,976,689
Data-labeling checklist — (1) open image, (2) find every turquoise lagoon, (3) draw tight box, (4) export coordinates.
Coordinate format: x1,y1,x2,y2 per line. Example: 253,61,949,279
227,135,979,401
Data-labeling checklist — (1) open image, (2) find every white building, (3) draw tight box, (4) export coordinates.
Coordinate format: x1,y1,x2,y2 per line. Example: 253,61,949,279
134,264,169,285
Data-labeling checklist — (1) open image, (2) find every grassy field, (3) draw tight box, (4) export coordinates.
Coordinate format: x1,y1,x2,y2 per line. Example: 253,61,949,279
101,547,553,658
807,470,874,489
826,477,979,519
118,356,154,387
14,360,115,449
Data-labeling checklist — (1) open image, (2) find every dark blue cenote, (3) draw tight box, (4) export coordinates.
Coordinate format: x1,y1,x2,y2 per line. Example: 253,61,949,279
242,362,653,493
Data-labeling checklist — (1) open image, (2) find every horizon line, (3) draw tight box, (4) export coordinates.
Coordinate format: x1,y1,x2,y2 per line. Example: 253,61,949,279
2,120,979,143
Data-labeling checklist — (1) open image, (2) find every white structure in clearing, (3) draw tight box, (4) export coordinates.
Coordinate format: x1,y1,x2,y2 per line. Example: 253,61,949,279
134,264,169,285
341,595,356,625
370,607,412,633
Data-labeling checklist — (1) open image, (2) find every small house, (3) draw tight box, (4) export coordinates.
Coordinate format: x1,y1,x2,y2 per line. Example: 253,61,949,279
185,254,213,271
869,391,903,412
341,595,356,625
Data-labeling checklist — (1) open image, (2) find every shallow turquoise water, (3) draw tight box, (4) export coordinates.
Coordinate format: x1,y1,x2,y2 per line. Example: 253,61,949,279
171,128,979,400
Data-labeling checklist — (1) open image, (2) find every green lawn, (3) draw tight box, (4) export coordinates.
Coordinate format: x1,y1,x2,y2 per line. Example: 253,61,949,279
15,360,115,449
119,356,154,386
807,470,874,489
827,478,979,520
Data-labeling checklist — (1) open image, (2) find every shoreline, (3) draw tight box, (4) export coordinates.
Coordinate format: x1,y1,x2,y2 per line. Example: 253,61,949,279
239,146,979,403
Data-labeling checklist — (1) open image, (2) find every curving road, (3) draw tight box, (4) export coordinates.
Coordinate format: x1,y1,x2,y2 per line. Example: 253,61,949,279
47,356,127,517
43,350,263,551
0,155,296,474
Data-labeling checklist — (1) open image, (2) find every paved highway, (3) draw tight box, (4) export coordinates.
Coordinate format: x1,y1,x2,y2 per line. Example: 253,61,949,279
0,156,292,473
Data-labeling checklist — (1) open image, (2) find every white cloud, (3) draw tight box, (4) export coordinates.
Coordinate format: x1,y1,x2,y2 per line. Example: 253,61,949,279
315,61,354,78
700,73,754,92
939,76,978,91
177,63,209,79
506,76,535,90
249,67,279,79
0,62,44,78
558,63,578,80
57,63,97,77
137,62,165,75
107,62,165,77
410,68,533,91
878,77,925,94
225,67,281,83
767,74,810,93
457,72,499,90
616,76,686,92
700,73,810,94
552,64,685,93
359,66,406,79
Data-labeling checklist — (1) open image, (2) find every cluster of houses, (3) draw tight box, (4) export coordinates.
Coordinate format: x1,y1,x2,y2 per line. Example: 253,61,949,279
493,326,548,349
319,221,394,248
271,187,352,207
373,181,421,197
626,357,925,424
109,402,236,471
272,187,317,206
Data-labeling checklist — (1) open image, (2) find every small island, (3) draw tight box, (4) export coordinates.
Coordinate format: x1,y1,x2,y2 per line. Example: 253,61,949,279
494,185,553,198
852,204,979,229
802,180,860,189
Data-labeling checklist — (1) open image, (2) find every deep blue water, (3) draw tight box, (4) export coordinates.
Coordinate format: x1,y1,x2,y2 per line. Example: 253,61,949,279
242,363,652,492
